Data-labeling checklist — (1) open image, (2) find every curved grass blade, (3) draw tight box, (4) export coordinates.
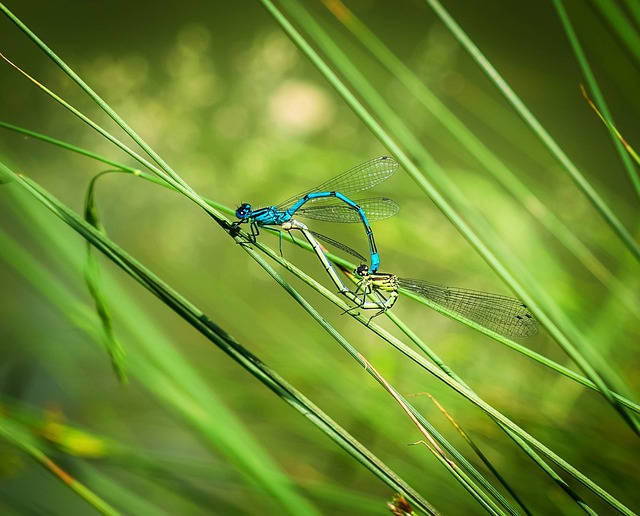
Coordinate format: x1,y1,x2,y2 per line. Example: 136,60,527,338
84,170,128,383
2,163,437,515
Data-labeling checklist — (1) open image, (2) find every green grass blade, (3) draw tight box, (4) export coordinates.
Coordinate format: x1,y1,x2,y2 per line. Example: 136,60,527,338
0,163,438,515
553,0,640,198
263,0,640,439
0,416,120,516
5,118,640,419
321,0,639,322
590,0,640,65
83,171,128,383
0,3,196,200
0,214,320,514
423,0,640,262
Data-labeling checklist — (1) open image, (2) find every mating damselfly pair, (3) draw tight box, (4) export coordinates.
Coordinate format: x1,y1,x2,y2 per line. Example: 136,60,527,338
234,156,538,339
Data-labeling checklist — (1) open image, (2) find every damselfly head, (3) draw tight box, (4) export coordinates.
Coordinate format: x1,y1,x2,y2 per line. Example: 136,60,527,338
235,203,252,219
356,264,369,276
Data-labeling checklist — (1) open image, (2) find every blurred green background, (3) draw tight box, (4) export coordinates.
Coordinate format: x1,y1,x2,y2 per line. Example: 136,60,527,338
0,1,638,514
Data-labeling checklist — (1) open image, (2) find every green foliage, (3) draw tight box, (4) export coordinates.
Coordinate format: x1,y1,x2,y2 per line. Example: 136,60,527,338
0,1,638,514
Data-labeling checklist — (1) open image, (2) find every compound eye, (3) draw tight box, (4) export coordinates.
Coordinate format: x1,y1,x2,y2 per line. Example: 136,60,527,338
356,264,369,276
235,203,251,219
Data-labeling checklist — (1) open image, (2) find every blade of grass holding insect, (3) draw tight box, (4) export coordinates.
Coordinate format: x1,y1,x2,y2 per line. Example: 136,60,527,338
253,5,637,511
0,416,120,516
553,0,640,198
360,357,512,516
5,119,640,418
321,0,640,322
6,165,632,514
4,44,639,419
264,0,640,434
254,233,624,514
0,165,437,516
423,0,640,261
590,0,640,65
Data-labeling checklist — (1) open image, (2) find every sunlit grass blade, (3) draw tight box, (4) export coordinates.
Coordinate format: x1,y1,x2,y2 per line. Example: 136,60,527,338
321,0,640,323
553,0,640,198
0,163,436,515
264,0,640,438
361,356,515,516
0,4,198,201
581,85,640,167
0,415,119,516
6,116,640,417
423,0,640,261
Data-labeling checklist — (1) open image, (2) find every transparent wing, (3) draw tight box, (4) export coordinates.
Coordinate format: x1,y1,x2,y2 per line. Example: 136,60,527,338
277,156,398,210
295,197,399,223
310,231,367,262
397,278,539,339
